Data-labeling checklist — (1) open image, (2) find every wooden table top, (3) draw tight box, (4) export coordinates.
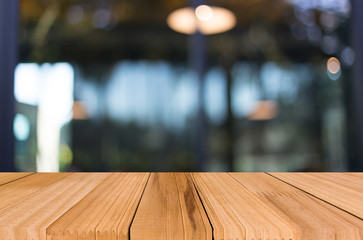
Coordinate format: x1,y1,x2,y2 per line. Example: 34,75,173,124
0,172,362,239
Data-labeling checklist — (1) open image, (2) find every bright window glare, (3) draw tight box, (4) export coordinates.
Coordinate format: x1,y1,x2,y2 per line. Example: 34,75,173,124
260,62,299,102
37,63,74,172
14,63,74,125
173,72,198,125
39,63,74,125
105,61,198,129
14,62,74,172
232,64,259,117
14,63,41,106
232,83,258,118
231,62,311,117
204,68,227,124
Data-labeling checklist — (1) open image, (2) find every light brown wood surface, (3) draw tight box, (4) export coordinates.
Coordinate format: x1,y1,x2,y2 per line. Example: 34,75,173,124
230,173,363,239
270,172,363,219
0,172,361,240
131,173,212,240
192,172,296,239
0,173,71,211
0,172,32,185
0,173,109,240
47,173,149,239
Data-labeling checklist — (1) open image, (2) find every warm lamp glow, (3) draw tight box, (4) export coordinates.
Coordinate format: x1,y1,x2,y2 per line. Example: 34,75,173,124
167,6,236,35
72,101,88,120
327,57,341,74
167,8,196,35
248,101,278,121
195,5,213,21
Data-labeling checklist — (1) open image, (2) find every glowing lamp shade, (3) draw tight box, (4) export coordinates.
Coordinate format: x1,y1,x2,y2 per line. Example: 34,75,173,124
167,5,236,35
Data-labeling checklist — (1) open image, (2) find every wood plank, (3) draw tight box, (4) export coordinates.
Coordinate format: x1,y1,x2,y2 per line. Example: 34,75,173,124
46,173,149,239
192,172,296,240
0,173,109,240
130,173,212,240
0,172,361,240
95,173,149,240
270,172,363,219
230,173,363,239
0,172,33,185
0,173,71,210
346,172,363,179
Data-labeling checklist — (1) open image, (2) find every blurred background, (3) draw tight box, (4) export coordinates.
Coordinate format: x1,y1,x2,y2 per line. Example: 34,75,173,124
1,0,363,172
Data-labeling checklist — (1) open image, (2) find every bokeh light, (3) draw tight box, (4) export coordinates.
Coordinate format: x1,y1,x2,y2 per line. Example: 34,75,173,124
341,47,355,66
327,57,341,74
320,12,338,31
321,34,339,54
67,5,84,25
195,5,213,21
13,114,31,141
72,101,89,120
248,101,279,121
327,57,341,80
93,9,111,29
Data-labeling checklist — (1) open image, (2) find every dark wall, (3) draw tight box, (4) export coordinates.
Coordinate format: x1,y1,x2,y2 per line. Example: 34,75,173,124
0,0,18,171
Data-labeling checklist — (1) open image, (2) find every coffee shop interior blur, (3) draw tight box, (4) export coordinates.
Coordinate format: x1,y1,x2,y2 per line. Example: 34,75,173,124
1,0,363,172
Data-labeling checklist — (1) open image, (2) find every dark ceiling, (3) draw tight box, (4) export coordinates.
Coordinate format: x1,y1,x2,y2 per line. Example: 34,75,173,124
19,0,347,64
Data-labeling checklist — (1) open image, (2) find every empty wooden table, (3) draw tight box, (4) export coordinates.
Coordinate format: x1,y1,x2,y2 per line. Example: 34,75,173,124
0,172,362,239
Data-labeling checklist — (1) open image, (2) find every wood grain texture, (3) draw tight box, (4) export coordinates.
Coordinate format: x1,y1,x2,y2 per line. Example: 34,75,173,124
347,173,363,178
0,173,109,240
0,172,361,240
47,173,149,239
0,173,71,210
270,172,363,219
130,173,212,240
0,172,33,185
192,172,296,240
230,173,363,239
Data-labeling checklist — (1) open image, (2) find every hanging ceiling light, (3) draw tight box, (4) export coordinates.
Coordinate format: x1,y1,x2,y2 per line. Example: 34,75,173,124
167,5,236,35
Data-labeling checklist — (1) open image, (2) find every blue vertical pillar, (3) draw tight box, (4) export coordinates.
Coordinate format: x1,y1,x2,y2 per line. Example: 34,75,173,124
351,0,363,171
190,0,208,171
0,0,18,171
